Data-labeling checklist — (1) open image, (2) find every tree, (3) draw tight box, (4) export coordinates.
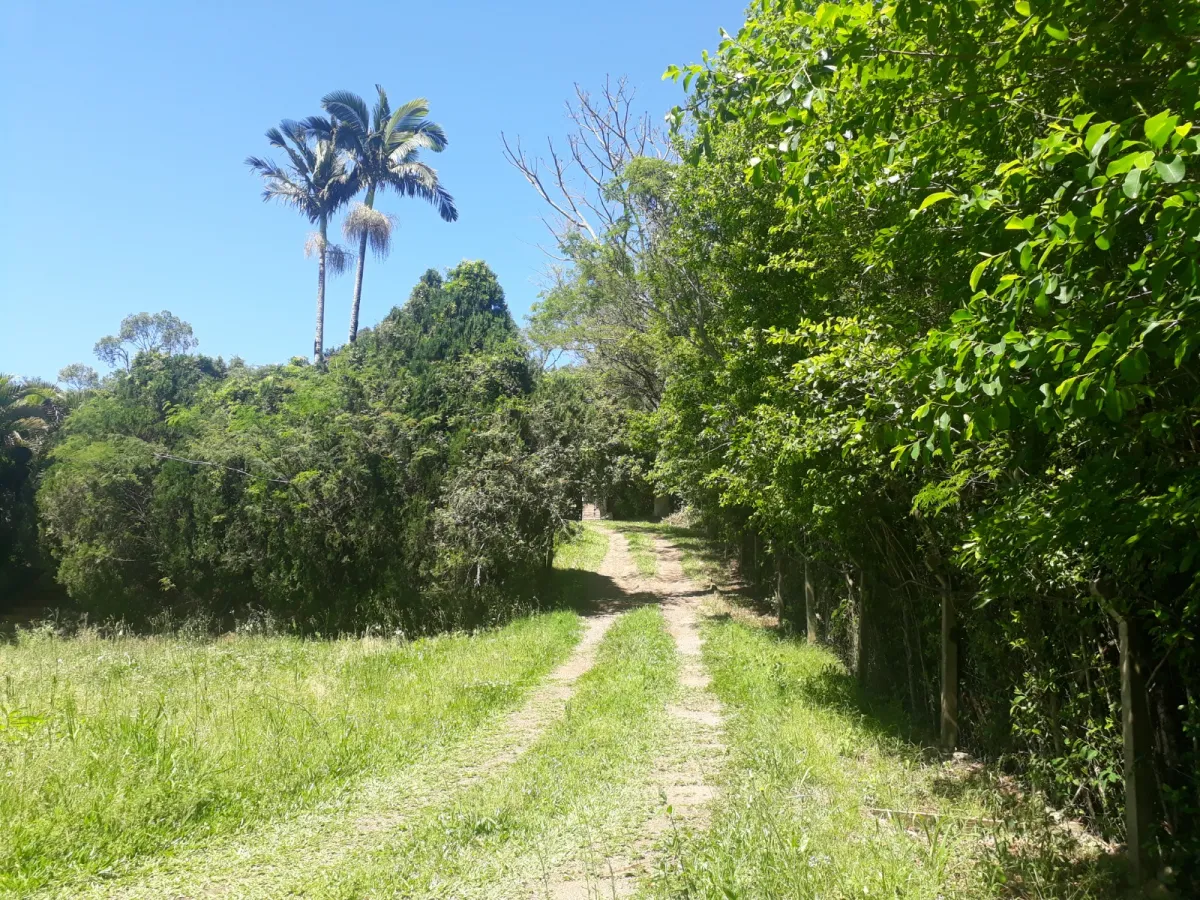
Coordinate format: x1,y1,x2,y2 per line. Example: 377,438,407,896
1,375,62,602
505,78,685,412
57,363,99,393
311,86,457,343
94,312,197,369
247,120,356,363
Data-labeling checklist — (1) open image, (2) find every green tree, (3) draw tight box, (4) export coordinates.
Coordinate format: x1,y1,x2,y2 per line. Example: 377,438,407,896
312,87,458,343
93,311,198,369
247,120,356,363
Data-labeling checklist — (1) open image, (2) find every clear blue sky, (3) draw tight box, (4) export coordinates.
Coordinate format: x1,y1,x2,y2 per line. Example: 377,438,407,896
0,0,742,381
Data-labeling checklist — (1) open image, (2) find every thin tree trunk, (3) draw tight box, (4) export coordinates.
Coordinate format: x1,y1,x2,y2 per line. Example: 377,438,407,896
939,575,959,751
348,187,376,344
804,556,818,644
314,220,327,364
349,229,368,344
1119,614,1156,883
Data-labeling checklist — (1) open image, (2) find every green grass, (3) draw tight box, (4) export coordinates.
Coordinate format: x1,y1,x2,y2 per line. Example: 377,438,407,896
554,522,610,571
618,521,723,583
0,613,580,897
648,617,1119,899
308,603,678,898
606,522,658,577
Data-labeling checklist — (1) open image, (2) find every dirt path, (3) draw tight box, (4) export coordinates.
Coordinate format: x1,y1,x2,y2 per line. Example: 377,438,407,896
63,531,633,900
538,527,727,899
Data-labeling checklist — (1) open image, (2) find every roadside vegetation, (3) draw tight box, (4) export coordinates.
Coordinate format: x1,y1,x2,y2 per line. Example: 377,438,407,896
654,612,1120,899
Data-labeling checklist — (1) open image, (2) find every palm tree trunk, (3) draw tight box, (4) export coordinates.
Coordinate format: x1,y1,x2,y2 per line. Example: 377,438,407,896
349,229,368,343
314,220,327,364
347,186,376,344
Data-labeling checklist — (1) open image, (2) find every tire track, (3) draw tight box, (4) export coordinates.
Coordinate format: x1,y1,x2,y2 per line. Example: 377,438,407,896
59,532,626,900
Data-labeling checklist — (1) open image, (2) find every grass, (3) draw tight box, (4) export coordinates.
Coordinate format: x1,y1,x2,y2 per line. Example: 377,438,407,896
605,521,658,577
0,613,580,897
617,520,724,584
555,522,610,571
647,610,1121,899
305,603,678,898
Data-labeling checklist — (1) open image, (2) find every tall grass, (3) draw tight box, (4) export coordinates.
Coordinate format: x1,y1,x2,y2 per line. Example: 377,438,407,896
0,613,579,896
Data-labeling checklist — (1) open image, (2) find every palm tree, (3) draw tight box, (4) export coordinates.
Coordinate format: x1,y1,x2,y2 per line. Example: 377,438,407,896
309,87,458,343
247,120,356,363
1,375,58,453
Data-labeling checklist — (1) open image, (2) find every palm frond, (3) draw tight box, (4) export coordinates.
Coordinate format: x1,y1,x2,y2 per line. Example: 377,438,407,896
322,90,370,137
384,98,434,139
389,162,458,222
388,130,443,162
372,84,392,132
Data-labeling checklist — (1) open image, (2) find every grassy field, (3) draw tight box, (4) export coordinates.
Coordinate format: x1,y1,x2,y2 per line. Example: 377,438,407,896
312,603,677,897
0,612,581,896
2,522,1120,899
647,612,1121,899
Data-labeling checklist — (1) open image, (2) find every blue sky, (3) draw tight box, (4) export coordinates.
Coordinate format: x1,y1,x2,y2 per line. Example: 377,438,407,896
0,0,742,381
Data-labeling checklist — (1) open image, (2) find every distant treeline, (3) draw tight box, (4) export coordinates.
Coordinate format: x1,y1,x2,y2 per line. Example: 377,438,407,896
1,262,652,630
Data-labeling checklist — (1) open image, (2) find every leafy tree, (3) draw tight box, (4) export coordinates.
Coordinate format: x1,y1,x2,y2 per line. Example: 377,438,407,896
38,264,576,631
649,0,1200,874
57,363,99,393
93,311,197,369
1,375,63,604
247,119,356,363
310,87,458,343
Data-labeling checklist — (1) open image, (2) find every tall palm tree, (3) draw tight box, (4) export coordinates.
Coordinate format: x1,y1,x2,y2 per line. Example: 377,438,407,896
309,87,458,343
247,120,357,363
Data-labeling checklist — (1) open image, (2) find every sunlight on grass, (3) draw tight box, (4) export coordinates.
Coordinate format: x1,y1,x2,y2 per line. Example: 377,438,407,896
604,521,658,577
648,616,1119,899
0,614,579,896
554,522,609,571
310,604,677,898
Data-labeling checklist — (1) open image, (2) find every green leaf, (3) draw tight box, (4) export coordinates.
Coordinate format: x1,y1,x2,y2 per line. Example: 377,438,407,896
1095,233,1111,250
1155,155,1186,184
1144,110,1178,150
1085,122,1113,156
1106,151,1154,177
919,191,956,210
1120,348,1150,383
1045,22,1069,41
1014,0,1031,15
970,255,996,291
1123,167,1142,199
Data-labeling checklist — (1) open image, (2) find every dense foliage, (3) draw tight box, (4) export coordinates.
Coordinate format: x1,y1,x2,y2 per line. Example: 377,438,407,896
512,0,1200,877
24,263,581,631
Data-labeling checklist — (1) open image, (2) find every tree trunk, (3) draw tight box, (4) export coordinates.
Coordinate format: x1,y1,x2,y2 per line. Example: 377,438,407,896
314,220,327,364
845,568,865,684
349,228,368,344
804,557,818,644
1119,614,1156,883
939,576,959,751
